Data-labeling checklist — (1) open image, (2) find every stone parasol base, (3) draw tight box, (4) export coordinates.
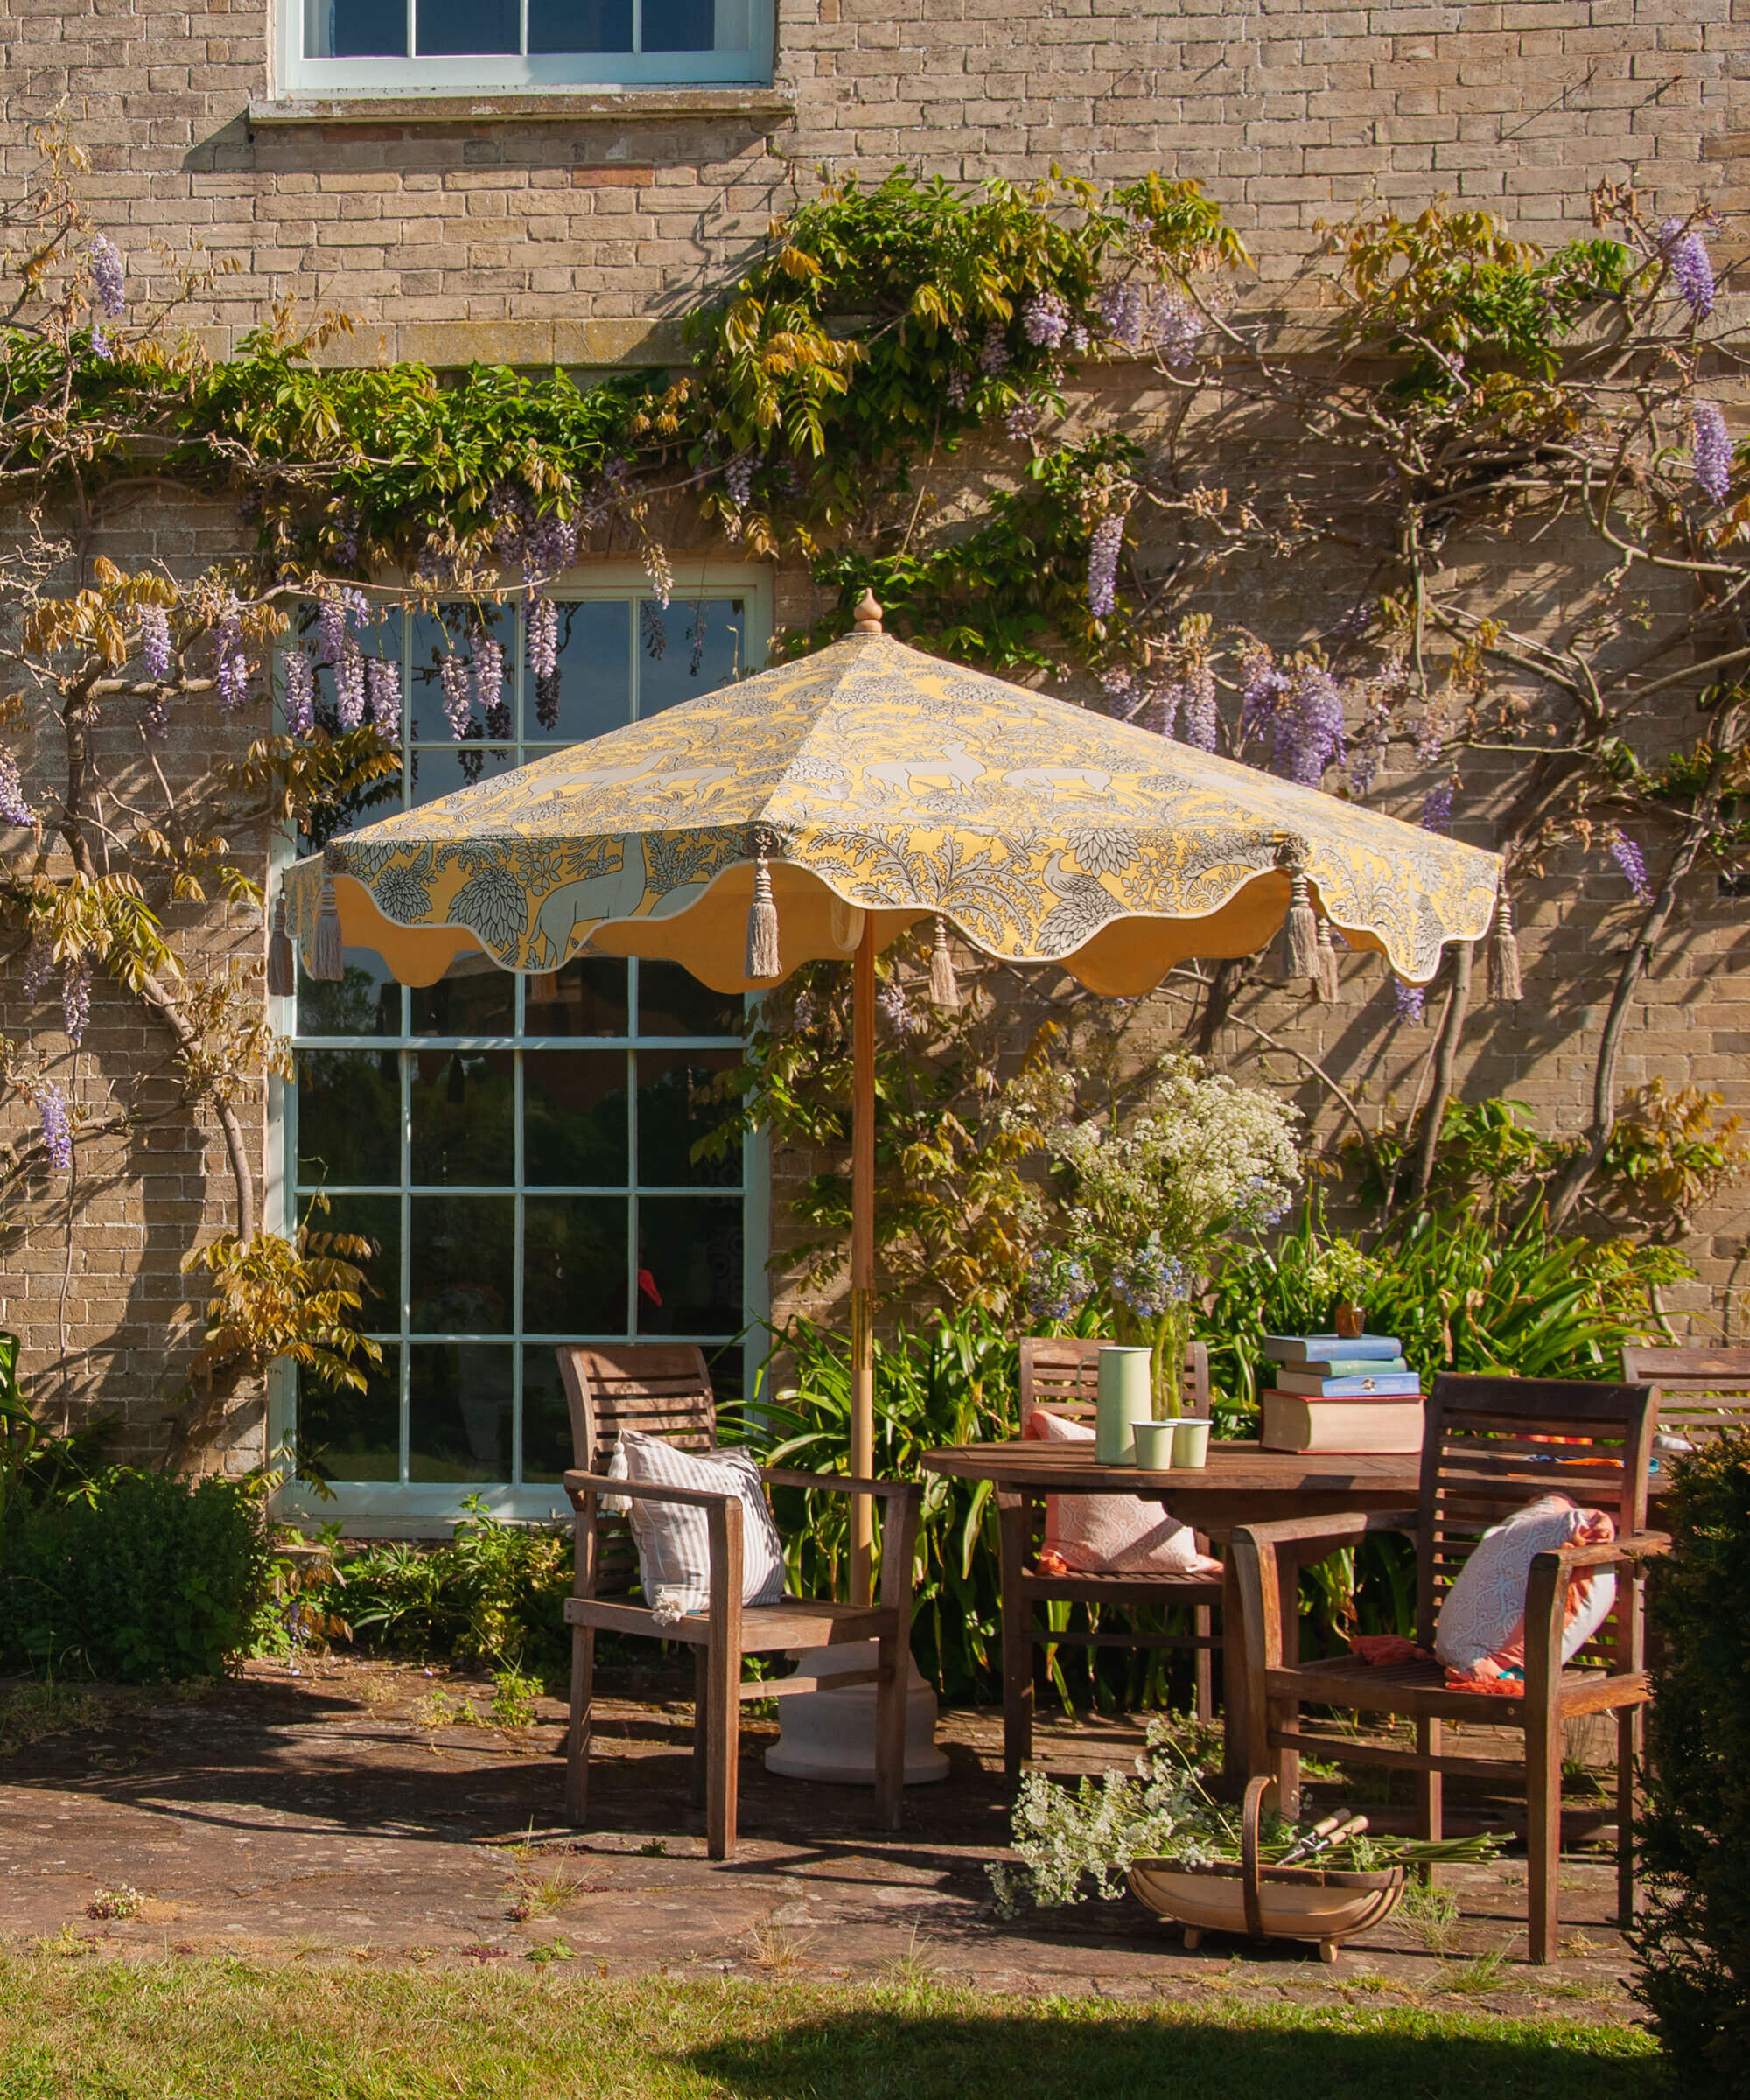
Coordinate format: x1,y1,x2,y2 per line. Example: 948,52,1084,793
763,1641,951,1785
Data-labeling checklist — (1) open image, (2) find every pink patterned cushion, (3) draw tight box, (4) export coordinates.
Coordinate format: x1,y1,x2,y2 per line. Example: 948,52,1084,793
1434,1493,1616,1683
1024,1409,1218,1575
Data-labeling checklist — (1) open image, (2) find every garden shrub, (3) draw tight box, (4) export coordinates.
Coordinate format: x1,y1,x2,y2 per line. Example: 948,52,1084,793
1631,1430,1750,2091
0,1467,275,1682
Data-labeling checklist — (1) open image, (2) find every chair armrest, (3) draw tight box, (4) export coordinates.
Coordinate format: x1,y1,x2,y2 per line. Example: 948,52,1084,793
1549,1530,1671,1572
1522,1532,1672,1701
1234,1509,1422,1555
563,1467,736,1514
760,1466,919,1502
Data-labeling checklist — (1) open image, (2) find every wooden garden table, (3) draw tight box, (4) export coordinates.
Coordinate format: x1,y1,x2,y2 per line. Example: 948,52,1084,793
920,1439,1425,1793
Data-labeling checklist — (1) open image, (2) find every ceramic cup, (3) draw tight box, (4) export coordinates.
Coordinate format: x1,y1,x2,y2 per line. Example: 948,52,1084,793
1131,1420,1177,1471
1172,1418,1212,1469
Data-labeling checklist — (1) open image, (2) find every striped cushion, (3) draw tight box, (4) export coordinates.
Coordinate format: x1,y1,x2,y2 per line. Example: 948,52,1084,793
606,1428,787,1626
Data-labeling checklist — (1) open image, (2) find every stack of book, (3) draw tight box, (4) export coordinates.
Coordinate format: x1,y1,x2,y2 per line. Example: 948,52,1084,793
1258,1332,1424,1453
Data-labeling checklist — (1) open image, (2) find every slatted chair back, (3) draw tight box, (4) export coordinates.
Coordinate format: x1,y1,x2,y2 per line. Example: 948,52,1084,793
1623,1345,1750,1443
1018,1336,1211,1425
1415,1373,1656,1667
556,1344,718,1597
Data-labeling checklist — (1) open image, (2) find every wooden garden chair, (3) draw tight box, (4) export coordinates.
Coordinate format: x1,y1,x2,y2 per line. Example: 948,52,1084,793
557,1343,920,1861
1229,1372,1668,1964
999,1336,1224,1784
1623,1344,1750,1439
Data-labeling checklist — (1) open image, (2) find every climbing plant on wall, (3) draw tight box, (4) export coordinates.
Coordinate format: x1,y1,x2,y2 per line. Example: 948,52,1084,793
0,121,1745,1424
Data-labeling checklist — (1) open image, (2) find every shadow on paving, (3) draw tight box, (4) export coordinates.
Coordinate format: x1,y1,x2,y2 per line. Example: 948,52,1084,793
682,2007,1665,2100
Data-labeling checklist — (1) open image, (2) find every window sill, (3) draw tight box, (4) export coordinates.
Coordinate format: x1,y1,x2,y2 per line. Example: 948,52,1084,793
248,86,795,128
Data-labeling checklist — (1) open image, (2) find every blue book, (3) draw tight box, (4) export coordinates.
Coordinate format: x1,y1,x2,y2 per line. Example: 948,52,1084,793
1270,1370,1424,1396
1263,1333,1402,1364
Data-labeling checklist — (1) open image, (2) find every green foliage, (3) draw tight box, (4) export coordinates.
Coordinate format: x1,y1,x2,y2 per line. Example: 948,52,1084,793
1201,1200,1686,1419
724,1311,1018,1701
316,1498,572,1682
1633,1432,1750,2090
0,1468,274,1681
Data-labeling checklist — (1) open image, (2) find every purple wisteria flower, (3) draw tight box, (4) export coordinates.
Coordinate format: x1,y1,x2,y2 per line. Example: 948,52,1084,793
335,642,367,730
945,370,970,410
24,942,53,998
1023,290,1071,348
90,236,126,320
472,632,506,716
877,975,922,1038
528,596,560,682
1610,831,1654,903
525,514,578,578
140,603,172,682
366,655,401,737
1660,216,1716,319
1347,695,1393,797
1004,399,1040,440
1693,400,1733,507
1096,282,1201,367
283,648,315,737
1393,978,1426,1026
61,962,90,1047
1255,666,1347,786
1179,665,1219,752
1087,514,1124,619
723,452,755,513
1419,780,1455,834
214,604,248,714
89,324,111,362
436,654,471,741
36,1083,73,1173
0,749,32,827
978,325,1012,376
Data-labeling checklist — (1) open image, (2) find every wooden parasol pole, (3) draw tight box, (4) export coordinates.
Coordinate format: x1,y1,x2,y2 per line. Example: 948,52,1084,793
850,915,877,1605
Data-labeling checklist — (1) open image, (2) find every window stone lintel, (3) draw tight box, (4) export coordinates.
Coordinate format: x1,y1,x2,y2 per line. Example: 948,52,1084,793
248,87,795,130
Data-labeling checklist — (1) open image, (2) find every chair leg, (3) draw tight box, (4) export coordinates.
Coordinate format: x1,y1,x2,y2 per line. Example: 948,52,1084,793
1617,1704,1640,1930
998,1495,1033,1786
1417,1717,1444,1867
1274,1548,1301,1817
704,1633,740,1861
1194,1603,1214,1725
1525,1694,1563,1964
564,1623,594,1827
873,1628,906,1830
690,1648,710,1811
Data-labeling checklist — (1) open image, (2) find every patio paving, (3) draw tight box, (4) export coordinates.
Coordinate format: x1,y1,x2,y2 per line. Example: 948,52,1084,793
0,1656,1642,2022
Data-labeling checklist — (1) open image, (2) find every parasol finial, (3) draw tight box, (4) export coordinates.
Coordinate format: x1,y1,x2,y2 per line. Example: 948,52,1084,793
852,589,884,635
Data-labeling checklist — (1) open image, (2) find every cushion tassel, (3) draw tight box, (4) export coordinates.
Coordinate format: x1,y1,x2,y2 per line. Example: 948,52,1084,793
1487,887,1523,1003
1283,867,1320,985
745,839,781,981
265,889,297,998
1315,914,1340,1004
312,845,346,983
928,915,961,1009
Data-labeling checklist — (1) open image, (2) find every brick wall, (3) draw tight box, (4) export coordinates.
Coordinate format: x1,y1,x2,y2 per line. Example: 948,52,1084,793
1,1,1745,1474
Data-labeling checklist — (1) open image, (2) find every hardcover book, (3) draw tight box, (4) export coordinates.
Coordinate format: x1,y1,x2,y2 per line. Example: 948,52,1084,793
1270,1369,1422,1396
1262,1333,1402,1364
1259,1392,1426,1454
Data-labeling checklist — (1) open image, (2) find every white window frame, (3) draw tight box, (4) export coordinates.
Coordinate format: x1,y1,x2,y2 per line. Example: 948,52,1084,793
268,564,773,1536
277,0,774,93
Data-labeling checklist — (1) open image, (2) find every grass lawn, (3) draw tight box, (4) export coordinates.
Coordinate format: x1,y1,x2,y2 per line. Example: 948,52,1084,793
0,1956,1663,2100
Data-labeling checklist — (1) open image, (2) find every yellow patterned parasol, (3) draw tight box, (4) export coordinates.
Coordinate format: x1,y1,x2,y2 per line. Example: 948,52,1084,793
276,593,1505,1596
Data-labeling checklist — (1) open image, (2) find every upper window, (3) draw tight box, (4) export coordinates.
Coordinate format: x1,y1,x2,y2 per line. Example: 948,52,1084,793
286,0,773,88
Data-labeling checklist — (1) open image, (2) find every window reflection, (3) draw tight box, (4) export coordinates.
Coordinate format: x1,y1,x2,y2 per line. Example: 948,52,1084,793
409,1344,514,1480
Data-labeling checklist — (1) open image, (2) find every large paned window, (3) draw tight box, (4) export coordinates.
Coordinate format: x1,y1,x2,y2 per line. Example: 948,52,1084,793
271,579,768,1528
283,0,774,90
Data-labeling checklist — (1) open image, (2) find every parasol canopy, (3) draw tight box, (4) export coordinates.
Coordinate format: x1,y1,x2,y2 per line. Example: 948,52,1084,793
280,609,1501,994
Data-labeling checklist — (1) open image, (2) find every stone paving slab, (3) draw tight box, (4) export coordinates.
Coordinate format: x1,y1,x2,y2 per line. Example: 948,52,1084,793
0,1659,1642,2023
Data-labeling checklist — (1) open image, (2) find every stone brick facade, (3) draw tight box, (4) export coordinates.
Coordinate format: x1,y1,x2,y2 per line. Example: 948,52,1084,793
1,0,1746,1488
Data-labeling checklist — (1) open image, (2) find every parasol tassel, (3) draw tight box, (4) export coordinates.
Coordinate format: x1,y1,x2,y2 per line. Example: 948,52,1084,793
928,915,961,1009
312,844,346,983
1315,914,1340,1005
1487,886,1523,1002
745,837,781,981
266,888,297,998
1283,867,1320,985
